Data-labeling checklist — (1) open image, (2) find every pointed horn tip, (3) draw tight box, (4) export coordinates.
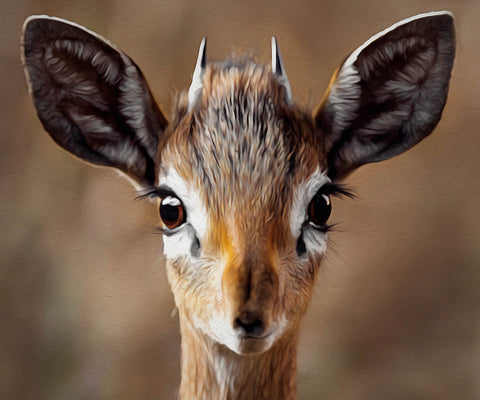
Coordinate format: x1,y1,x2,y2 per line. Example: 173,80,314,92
271,36,281,75
271,36,277,55
194,37,207,70
269,37,293,103
188,36,207,110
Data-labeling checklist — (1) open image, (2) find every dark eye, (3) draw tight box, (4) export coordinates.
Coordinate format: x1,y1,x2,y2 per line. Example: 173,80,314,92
307,192,331,228
159,196,186,229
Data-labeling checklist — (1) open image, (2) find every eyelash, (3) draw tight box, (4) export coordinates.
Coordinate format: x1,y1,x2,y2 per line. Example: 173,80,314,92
138,184,354,200
303,183,354,233
136,187,177,201
138,183,354,235
307,222,333,233
318,183,355,199
137,187,188,232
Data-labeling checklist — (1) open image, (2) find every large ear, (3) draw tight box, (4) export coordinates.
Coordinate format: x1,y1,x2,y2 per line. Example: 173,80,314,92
315,11,455,180
21,16,168,186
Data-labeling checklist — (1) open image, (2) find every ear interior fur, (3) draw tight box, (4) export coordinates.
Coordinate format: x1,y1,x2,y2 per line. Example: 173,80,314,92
22,14,455,186
316,11,455,180
22,16,167,186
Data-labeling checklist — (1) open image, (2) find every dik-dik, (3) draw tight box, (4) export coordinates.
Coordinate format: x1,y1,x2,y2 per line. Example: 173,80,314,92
22,12,455,400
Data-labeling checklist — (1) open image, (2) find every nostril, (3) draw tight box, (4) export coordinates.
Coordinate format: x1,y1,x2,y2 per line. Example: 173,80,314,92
234,315,265,337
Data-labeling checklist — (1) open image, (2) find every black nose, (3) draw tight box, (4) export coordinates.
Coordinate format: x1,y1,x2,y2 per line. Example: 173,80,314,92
234,312,265,337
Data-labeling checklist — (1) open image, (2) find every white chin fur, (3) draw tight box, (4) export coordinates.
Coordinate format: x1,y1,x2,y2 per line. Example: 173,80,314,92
204,315,288,355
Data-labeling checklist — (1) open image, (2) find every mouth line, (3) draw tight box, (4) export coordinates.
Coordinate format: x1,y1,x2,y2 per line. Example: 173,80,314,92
239,332,272,341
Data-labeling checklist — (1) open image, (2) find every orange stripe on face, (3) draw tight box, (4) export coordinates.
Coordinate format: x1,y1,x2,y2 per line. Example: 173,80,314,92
204,203,288,333
204,215,234,259
220,230,280,333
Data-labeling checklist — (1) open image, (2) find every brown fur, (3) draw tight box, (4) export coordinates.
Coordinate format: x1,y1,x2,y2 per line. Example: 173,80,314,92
161,61,323,399
22,14,455,400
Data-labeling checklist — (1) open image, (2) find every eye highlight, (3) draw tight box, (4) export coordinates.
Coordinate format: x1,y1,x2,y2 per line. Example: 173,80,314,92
307,192,331,229
159,196,186,229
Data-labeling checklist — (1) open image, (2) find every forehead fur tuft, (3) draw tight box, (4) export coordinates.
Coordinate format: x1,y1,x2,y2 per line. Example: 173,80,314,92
164,59,321,222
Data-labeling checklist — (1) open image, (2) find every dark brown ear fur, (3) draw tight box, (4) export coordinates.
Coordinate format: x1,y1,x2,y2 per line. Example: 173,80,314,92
22,16,168,185
316,12,455,180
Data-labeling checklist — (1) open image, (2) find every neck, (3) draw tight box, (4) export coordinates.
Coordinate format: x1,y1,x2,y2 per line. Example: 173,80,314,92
178,317,298,400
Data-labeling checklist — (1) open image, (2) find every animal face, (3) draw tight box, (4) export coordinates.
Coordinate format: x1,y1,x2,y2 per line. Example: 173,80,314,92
22,12,455,355
159,63,329,354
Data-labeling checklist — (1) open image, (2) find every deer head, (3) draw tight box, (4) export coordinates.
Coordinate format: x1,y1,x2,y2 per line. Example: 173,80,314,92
22,11,455,398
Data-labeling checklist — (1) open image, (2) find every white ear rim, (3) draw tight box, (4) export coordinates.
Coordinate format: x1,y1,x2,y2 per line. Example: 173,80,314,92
22,15,167,186
327,11,454,143
344,11,453,68
21,15,120,95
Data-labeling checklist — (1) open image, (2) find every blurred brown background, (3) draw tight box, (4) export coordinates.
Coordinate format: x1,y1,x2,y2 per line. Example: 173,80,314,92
1,0,479,399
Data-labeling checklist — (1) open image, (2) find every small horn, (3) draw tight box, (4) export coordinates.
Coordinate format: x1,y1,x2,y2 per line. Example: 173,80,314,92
271,36,292,103
188,37,207,111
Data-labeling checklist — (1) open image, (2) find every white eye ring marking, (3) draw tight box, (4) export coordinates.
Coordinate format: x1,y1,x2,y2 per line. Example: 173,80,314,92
158,167,208,261
290,167,330,239
158,167,208,239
